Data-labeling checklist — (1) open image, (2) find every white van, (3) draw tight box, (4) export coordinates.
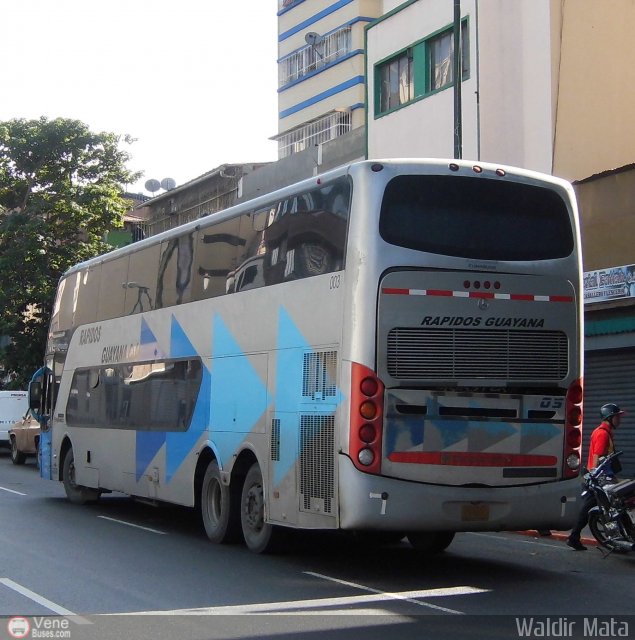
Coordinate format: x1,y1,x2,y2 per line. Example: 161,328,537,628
0,391,28,445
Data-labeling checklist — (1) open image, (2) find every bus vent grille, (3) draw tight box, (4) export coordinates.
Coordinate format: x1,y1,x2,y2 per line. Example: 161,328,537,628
270,418,280,462
387,328,569,381
303,351,337,400
300,414,335,514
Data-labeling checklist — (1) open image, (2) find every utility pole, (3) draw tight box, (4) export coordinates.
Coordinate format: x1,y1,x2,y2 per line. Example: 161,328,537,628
453,0,462,159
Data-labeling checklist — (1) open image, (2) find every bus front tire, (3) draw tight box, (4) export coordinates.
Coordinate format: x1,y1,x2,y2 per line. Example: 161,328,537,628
407,531,455,554
62,449,100,505
240,462,285,554
201,460,240,544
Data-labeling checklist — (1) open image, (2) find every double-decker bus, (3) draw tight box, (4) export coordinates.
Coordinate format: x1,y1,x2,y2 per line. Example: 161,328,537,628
31,159,584,553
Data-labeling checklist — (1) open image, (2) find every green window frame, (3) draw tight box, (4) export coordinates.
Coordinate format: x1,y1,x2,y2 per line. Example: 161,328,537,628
374,19,470,117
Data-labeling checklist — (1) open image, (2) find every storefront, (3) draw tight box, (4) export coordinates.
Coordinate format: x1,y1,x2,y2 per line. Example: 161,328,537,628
583,264,635,475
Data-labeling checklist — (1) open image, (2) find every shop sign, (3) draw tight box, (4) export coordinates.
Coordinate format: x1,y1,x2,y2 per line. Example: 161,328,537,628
584,264,635,304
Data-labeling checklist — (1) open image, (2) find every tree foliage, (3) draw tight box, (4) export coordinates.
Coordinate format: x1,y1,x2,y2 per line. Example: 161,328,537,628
0,117,139,388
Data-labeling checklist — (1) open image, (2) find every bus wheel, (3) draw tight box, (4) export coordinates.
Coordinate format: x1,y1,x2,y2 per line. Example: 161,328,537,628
10,437,26,465
407,531,455,554
62,449,100,505
201,460,240,544
240,463,284,554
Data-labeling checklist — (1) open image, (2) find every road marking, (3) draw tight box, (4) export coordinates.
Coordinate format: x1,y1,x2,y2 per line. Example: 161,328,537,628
109,573,488,616
97,515,167,535
0,485,27,496
116,586,486,616
0,578,90,624
306,572,486,614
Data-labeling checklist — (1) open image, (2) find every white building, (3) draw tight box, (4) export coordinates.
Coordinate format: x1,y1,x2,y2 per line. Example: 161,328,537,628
275,0,381,159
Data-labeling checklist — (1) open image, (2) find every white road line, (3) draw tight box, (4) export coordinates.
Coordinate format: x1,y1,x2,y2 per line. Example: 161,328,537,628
0,485,27,496
0,578,91,624
306,571,487,615
97,515,167,535
114,587,486,616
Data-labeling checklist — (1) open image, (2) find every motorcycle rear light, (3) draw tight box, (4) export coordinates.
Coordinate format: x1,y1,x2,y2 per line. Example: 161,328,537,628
350,362,384,475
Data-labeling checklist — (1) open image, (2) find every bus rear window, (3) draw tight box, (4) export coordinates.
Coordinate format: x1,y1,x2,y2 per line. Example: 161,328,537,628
379,175,574,260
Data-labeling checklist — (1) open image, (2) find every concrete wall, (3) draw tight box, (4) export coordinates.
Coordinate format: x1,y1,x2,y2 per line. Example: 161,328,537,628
477,0,554,173
240,126,366,201
553,0,635,182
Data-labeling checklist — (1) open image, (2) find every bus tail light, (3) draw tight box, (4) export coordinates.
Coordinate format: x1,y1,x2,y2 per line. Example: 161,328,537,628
563,379,583,478
350,362,384,475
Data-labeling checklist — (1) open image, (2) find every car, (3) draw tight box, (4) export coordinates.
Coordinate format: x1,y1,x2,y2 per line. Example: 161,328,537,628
8,409,41,466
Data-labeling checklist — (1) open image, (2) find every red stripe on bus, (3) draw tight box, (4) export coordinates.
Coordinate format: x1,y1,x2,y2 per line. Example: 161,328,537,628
510,294,535,301
382,289,574,302
388,451,558,467
382,288,410,295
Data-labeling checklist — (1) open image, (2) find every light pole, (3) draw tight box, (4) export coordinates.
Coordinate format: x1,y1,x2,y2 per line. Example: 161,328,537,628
453,0,463,159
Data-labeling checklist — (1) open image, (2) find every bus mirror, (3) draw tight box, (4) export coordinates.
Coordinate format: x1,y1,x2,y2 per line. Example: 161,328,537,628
29,381,42,411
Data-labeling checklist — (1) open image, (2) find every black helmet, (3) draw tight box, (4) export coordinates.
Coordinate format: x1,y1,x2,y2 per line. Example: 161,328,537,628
600,403,625,421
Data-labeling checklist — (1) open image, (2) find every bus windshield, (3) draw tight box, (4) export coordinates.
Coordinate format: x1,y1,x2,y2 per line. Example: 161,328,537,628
379,174,574,261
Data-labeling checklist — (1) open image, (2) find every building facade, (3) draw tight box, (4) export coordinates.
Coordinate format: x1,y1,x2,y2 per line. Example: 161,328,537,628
275,0,381,159
366,0,635,471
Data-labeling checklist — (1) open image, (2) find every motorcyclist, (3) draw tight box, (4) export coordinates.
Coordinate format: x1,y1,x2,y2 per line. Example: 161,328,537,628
566,403,624,550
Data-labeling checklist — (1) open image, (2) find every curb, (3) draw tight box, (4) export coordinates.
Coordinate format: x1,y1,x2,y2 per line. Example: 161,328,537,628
514,530,598,546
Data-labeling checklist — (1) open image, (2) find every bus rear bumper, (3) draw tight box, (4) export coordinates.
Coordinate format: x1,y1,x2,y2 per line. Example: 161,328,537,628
337,455,581,532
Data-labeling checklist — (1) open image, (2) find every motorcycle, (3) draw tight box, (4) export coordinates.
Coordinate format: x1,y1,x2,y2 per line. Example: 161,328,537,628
583,450,635,554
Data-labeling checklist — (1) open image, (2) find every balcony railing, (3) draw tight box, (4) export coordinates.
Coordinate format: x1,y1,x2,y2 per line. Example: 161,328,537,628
277,110,351,159
279,26,352,87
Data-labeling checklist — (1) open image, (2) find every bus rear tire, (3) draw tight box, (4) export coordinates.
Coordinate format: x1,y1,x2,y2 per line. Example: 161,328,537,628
201,460,240,544
407,531,455,554
62,449,100,505
240,462,285,554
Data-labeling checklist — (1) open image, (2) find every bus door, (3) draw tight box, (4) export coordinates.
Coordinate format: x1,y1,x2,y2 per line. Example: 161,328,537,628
28,363,56,480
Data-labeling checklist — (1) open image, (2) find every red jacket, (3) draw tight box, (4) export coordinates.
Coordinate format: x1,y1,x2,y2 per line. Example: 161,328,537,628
587,421,614,469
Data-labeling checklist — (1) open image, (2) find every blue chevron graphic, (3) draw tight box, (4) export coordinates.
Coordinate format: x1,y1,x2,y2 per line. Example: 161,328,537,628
135,431,166,480
210,314,269,466
520,422,561,452
272,307,344,487
135,316,210,482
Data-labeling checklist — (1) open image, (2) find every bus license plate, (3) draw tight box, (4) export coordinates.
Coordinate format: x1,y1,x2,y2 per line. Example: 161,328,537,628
461,503,490,522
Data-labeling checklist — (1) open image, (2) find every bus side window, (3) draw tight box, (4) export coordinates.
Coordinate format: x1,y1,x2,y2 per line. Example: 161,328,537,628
192,218,243,301
125,243,160,315
98,255,130,320
156,233,196,308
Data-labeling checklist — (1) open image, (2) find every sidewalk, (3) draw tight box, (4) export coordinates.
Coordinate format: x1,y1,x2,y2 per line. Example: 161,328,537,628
516,526,597,547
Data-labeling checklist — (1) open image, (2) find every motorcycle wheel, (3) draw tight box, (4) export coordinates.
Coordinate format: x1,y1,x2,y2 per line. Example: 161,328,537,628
588,511,628,552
